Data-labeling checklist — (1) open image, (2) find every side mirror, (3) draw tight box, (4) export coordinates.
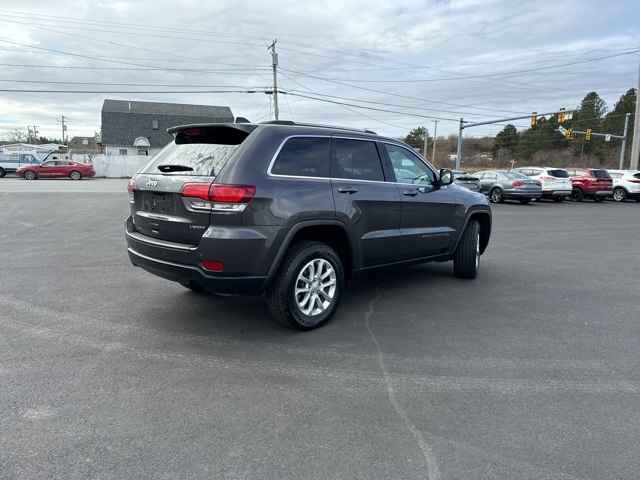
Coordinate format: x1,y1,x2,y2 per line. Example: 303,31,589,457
439,168,454,186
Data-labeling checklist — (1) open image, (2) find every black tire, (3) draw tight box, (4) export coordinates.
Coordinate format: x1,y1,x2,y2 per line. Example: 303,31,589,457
69,170,82,180
489,188,503,203
571,188,584,202
593,196,605,203
24,170,36,180
0,167,6,178
266,241,344,330
519,199,531,205
454,220,480,279
612,187,626,203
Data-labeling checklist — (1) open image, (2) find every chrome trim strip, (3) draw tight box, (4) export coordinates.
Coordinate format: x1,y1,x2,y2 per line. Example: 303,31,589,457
128,247,196,269
135,211,191,223
125,229,198,251
265,134,438,184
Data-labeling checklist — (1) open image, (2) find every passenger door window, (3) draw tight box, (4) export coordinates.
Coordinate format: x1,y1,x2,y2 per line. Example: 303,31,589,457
331,138,384,181
271,137,330,178
384,144,435,185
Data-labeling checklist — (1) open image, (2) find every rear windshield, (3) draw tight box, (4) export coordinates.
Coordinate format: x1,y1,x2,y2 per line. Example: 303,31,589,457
634,173,640,180
548,169,569,178
591,169,611,179
141,126,251,176
501,171,528,180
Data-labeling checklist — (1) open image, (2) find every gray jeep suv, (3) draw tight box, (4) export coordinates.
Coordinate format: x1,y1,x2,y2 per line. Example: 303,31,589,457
125,121,492,330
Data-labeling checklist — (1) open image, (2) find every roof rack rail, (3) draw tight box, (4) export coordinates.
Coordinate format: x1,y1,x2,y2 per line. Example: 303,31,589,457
260,120,376,135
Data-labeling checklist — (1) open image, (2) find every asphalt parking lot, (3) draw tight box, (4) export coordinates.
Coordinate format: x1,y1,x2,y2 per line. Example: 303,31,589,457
2,179,639,480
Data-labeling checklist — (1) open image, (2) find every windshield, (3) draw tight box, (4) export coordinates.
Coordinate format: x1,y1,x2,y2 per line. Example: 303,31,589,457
591,169,611,179
141,142,239,176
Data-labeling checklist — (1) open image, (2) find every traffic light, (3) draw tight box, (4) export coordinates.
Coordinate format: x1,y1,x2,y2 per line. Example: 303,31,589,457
558,108,566,124
531,112,537,128
585,128,592,141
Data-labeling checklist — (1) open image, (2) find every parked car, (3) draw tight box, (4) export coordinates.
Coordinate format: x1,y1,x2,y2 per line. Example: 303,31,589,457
0,152,41,177
566,168,613,202
513,167,572,201
452,170,480,192
125,121,492,330
475,169,542,204
607,170,640,202
16,159,95,180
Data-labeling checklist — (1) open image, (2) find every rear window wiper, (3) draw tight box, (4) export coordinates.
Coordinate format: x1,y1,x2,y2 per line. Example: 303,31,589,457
157,164,194,173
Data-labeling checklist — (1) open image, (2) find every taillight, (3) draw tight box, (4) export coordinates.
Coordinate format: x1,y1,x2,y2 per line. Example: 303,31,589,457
127,178,135,204
210,184,256,203
200,260,224,272
512,180,525,187
181,182,255,212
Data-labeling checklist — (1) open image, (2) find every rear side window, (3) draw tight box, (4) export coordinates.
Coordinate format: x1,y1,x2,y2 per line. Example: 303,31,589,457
633,173,640,180
142,126,253,176
591,169,610,179
271,137,330,178
332,138,384,181
548,169,569,178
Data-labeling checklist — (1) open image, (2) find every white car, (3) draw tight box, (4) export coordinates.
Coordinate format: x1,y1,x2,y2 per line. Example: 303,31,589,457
607,170,640,202
513,167,573,202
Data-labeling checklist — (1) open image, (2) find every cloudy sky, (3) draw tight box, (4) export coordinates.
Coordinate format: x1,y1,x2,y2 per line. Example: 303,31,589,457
0,0,638,141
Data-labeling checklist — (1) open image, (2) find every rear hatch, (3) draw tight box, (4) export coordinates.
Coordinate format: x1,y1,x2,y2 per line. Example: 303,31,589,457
546,169,572,189
130,125,255,245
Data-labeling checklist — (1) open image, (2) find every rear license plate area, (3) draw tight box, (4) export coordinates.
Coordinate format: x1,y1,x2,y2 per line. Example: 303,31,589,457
141,192,176,214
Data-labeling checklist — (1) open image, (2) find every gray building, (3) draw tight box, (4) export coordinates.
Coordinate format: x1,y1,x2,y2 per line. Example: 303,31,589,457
100,99,234,156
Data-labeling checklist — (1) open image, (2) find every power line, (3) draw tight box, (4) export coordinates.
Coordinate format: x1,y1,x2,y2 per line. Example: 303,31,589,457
282,48,640,84
0,89,268,94
0,63,269,72
0,79,271,88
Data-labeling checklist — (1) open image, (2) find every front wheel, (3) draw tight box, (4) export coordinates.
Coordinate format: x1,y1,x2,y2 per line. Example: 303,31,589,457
454,220,480,279
69,170,82,180
0,167,6,178
612,188,626,202
266,241,344,330
24,170,36,180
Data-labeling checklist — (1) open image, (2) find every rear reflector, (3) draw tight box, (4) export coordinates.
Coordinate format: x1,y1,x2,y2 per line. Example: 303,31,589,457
201,260,224,272
512,180,525,187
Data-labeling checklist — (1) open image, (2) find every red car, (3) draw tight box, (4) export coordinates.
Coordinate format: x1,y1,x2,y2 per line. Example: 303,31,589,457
566,168,613,202
17,159,95,180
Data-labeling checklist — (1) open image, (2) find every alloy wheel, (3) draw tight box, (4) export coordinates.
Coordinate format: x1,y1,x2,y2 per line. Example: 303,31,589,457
294,258,337,316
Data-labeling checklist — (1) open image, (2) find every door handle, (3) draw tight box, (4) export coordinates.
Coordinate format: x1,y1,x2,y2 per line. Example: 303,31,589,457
337,187,358,194
402,190,418,197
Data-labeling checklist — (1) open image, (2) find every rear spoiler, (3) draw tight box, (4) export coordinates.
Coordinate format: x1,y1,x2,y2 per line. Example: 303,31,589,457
167,123,258,145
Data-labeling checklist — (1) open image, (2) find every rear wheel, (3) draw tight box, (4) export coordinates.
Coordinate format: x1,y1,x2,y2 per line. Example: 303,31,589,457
489,188,503,203
0,167,6,178
266,241,343,330
571,188,584,202
69,170,82,180
24,170,36,180
612,187,626,202
454,220,480,279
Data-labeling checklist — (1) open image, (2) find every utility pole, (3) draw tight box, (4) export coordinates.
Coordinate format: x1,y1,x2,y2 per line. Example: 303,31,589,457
619,112,631,169
268,39,279,121
456,118,464,170
630,63,640,170
60,114,68,144
422,126,429,160
431,120,438,165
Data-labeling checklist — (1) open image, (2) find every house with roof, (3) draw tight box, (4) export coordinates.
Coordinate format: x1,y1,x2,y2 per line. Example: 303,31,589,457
100,99,234,157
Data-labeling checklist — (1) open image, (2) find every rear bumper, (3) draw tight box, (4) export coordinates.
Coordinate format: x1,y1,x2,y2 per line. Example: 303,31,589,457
503,191,542,200
125,217,269,295
542,190,572,198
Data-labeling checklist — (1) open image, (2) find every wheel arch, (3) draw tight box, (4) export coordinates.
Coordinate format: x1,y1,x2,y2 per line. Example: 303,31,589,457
453,208,492,255
266,220,354,285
